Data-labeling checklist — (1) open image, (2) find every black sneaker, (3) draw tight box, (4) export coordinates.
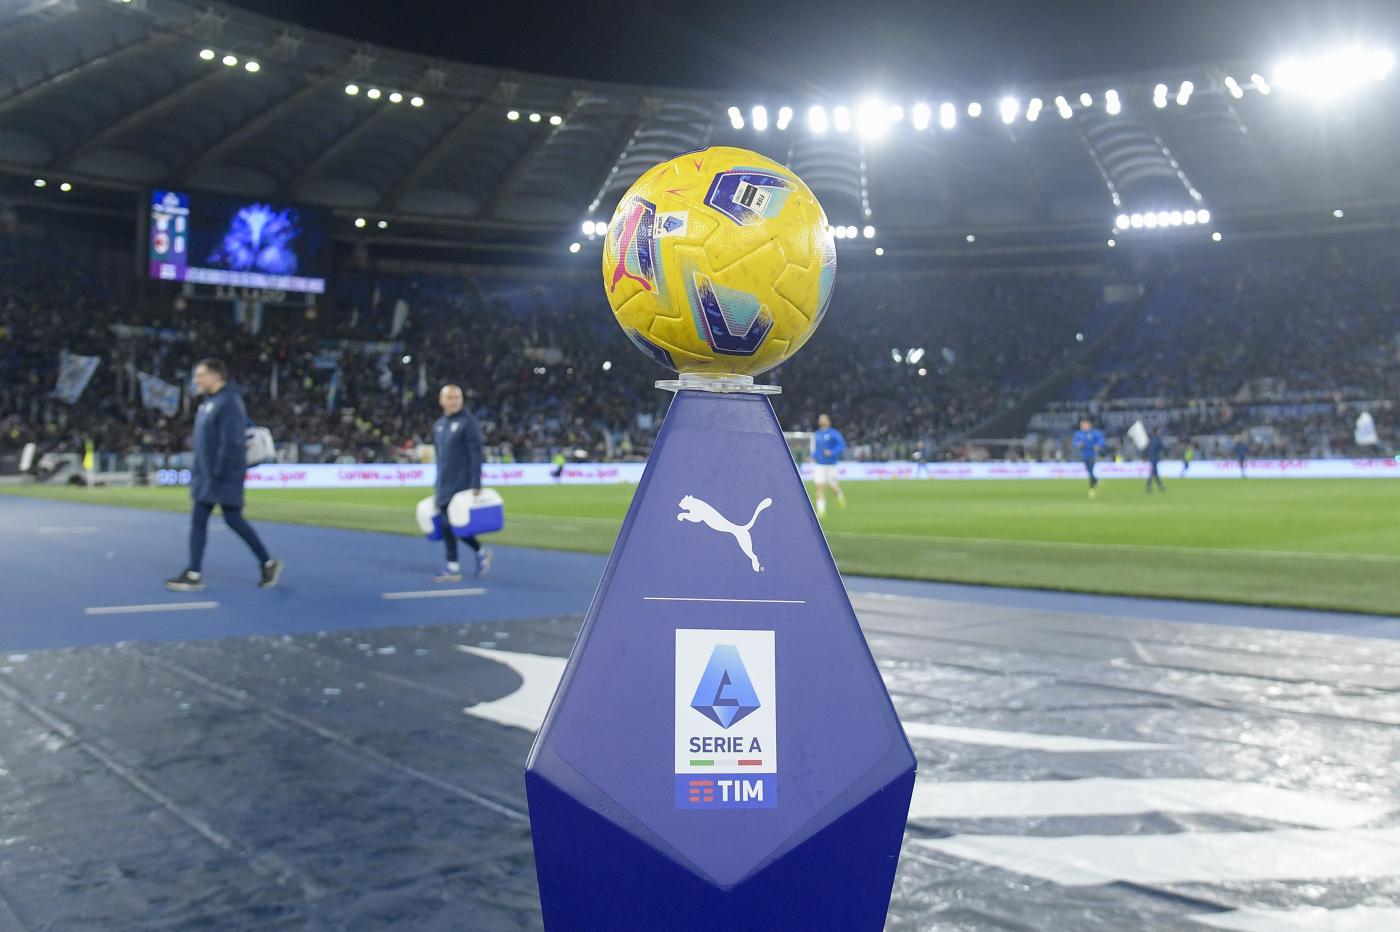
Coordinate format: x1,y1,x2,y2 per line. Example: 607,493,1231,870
165,570,205,592
259,559,283,589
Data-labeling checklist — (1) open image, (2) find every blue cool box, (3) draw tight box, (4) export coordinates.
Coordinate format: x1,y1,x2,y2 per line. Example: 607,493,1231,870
416,489,504,540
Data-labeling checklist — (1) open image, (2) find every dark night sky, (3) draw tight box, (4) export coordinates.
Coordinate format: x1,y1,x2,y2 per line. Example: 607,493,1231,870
226,0,1400,94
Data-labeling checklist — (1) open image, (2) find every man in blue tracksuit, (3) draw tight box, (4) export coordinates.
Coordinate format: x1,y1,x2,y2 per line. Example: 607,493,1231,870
811,413,846,518
1232,435,1249,479
1145,429,1167,493
166,359,281,591
432,384,492,582
1072,417,1106,498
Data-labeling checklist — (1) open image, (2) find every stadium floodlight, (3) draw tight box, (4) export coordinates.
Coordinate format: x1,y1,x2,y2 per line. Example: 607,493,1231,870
1129,213,1144,228
377,220,388,229
569,242,581,253
1054,95,1073,119
1075,332,1085,342
548,113,561,124
808,105,829,133
727,106,744,129
965,233,976,243
1079,91,1092,107
1211,231,1222,242
890,349,903,363
1169,210,1183,226
199,48,215,61
354,217,366,228
388,91,403,103
752,105,768,131
59,182,72,192
908,347,926,364
602,360,612,371
367,87,381,99
1333,208,1345,218
857,99,889,138
1107,238,1116,247
1224,76,1244,98
402,355,412,365
833,105,851,132
1197,208,1211,224
1155,210,1171,226
1176,81,1193,105
33,178,45,188
528,112,541,122
967,101,982,118
911,102,931,130
845,225,858,238
1105,88,1121,115
1143,212,1158,229
862,225,875,239
1183,209,1198,224
939,101,957,128
777,106,793,130
1025,97,1043,122
887,104,904,122
582,220,595,235
244,60,260,73
1153,83,1168,108
1115,213,1130,229
999,96,1019,124
832,226,845,239
1274,48,1395,101
346,83,360,95
412,96,426,108
221,54,238,67
506,109,520,120
1251,73,1271,94
874,246,884,256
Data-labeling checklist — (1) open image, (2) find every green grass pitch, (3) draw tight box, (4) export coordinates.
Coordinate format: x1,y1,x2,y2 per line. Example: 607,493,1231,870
5,479,1399,615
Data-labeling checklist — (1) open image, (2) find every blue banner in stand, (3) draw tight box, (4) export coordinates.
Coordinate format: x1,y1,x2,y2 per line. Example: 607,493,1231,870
525,389,915,931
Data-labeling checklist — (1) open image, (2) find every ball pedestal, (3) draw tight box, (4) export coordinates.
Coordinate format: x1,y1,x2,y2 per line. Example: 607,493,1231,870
524,380,915,930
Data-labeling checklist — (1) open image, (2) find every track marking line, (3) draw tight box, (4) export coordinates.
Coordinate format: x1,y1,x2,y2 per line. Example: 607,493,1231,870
643,596,806,604
381,587,487,600
85,601,218,615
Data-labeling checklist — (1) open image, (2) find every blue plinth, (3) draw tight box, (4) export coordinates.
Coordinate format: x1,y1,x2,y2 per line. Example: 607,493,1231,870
524,390,915,931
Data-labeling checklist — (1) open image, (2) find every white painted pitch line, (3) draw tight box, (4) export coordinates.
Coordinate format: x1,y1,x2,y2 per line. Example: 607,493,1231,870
39,526,98,534
907,777,1390,829
901,721,1174,753
382,588,487,601
455,645,567,731
1191,905,1400,931
829,530,1400,564
85,601,218,615
643,596,806,604
912,826,1400,887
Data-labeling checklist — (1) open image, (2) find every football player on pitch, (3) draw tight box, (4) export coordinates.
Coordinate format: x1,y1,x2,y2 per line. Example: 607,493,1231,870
811,413,847,518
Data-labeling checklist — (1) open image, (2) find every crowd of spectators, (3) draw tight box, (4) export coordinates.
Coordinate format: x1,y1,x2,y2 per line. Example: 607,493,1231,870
3,222,1396,468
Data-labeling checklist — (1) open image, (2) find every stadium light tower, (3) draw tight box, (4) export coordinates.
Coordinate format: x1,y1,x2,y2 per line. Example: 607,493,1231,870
727,106,744,129
1055,95,1073,119
752,105,768,131
857,99,890,138
999,97,1019,124
808,105,829,133
833,106,851,132
966,101,982,118
776,106,793,130
911,102,931,130
939,102,957,128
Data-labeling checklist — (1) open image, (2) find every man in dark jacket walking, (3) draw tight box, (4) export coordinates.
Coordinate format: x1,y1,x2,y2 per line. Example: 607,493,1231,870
166,359,282,591
1145,429,1167,493
432,383,491,582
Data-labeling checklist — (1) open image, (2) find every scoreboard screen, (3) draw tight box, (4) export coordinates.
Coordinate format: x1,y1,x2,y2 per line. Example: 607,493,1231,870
148,190,331,294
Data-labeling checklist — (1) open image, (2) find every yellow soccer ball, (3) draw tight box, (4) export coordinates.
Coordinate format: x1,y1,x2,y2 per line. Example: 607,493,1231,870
601,146,836,378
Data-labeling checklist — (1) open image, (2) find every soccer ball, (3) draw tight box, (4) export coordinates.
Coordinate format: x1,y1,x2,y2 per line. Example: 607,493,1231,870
601,146,836,378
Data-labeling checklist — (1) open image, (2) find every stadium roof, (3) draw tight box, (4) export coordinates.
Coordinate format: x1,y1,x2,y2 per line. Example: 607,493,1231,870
2,0,1399,255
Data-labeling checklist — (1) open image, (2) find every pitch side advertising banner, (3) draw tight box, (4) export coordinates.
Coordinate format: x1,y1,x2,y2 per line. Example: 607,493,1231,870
235,457,1400,489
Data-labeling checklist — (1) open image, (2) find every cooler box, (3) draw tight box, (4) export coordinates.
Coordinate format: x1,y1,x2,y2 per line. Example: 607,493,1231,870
416,489,505,541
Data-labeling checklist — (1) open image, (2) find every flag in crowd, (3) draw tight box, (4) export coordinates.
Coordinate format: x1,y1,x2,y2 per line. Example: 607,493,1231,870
137,371,181,417
50,351,100,405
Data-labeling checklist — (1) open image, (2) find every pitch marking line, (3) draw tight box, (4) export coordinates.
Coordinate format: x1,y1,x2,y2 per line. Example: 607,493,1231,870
643,596,806,604
382,588,487,601
85,601,218,615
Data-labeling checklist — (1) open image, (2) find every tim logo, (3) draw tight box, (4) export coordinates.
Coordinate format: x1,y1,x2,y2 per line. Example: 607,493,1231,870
677,494,772,572
684,777,766,806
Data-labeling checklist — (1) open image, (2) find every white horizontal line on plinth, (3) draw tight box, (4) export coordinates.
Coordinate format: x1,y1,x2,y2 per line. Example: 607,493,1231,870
643,596,806,604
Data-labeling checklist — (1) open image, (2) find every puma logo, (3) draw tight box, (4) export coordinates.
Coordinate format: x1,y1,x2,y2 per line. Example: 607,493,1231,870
677,494,773,573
